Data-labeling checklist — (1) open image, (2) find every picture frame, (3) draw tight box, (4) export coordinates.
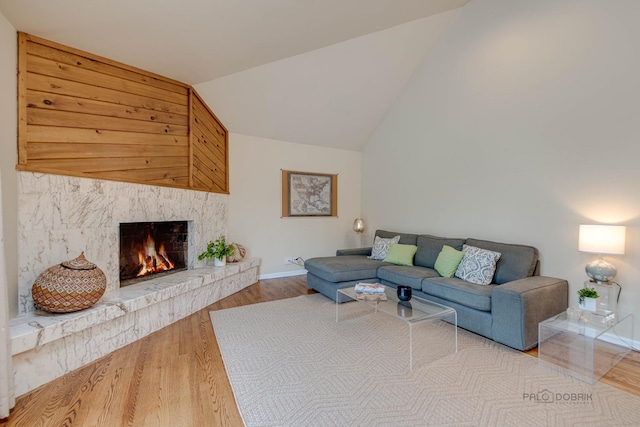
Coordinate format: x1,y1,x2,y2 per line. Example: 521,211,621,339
282,170,337,217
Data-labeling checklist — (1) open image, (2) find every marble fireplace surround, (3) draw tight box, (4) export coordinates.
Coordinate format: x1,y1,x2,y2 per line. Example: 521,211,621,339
16,172,231,312
10,172,259,396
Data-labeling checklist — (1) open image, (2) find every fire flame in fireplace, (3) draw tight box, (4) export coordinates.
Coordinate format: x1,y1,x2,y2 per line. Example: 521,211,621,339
136,233,175,277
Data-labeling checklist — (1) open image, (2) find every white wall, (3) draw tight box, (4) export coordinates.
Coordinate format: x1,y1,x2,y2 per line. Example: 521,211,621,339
363,0,640,330
193,11,460,151
0,13,17,317
228,133,361,278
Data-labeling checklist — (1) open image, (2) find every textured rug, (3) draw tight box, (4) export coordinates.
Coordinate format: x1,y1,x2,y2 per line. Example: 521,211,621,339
210,294,640,426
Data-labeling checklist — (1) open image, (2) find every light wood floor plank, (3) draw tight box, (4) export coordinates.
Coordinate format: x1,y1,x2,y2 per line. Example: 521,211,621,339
1,275,639,426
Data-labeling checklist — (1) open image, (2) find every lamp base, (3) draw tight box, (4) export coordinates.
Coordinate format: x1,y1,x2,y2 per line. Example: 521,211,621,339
584,280,619,313
585,258,617,284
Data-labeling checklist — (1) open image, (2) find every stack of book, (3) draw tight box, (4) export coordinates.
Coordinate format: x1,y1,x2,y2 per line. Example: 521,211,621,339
354,283,387,301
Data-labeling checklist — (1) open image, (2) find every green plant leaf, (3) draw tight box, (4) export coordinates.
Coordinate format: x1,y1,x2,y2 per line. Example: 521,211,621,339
577,287,599,304
198,235,234,261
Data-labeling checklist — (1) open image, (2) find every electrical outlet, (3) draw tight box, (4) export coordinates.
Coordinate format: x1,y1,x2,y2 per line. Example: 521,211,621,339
285,257,304,266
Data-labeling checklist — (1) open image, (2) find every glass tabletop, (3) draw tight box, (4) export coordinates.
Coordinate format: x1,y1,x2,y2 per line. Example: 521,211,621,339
338,285,455,323
540,309,631,339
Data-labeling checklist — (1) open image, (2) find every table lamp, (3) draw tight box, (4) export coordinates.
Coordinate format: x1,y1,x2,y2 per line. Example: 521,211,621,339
578,224,626,283
578,224,626,312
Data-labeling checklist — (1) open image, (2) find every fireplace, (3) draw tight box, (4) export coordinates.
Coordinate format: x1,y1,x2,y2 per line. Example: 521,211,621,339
119,221,189,286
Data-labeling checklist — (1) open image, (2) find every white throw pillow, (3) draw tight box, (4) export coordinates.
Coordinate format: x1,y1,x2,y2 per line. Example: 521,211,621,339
454,245,501,285
369,235,400,260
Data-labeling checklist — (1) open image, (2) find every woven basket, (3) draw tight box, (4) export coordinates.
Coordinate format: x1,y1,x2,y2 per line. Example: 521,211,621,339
32,252,107,313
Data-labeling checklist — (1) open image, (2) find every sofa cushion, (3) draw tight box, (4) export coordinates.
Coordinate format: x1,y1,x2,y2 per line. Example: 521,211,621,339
455,245,501,285
375,230,418,246
466,238,539,284
414,235,466,269
377,265,440,290
307,274,370,303
304,255,384,282
369,235,400,260
434,245,465,278
422,277,494,312
384,244,418,266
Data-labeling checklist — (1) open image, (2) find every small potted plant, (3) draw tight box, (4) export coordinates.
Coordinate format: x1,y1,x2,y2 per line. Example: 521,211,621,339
578,287,600,312
198,236,234,267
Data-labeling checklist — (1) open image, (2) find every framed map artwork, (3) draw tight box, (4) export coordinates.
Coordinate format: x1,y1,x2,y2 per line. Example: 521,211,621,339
282,170,338,217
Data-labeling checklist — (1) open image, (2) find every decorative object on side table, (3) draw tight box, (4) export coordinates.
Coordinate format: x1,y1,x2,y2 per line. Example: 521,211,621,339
584,279,620,313
198,236,235,267
578,287,600,312
397,285,412,301
32,252,107,313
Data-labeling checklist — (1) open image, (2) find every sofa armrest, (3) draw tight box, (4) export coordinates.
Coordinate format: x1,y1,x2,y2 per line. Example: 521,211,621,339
491,276,568,350
336,247,372,256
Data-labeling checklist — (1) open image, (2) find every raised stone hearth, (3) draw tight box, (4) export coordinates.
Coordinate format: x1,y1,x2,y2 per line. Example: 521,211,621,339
10,259,259,396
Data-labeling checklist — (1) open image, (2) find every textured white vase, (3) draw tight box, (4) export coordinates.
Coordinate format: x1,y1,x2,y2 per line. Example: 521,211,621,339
214,257,226,267
579,297,600,312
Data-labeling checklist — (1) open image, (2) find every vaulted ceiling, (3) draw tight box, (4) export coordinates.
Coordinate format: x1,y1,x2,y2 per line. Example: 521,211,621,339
1,0,470,150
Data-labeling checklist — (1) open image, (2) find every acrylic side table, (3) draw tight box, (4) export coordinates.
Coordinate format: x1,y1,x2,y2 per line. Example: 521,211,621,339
538,310,633,384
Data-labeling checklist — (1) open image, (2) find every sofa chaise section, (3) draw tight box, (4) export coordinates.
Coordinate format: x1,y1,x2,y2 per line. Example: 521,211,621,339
305,255,385,302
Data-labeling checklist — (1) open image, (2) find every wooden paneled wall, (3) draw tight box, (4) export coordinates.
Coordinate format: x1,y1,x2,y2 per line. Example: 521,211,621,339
191,91,229,193
17,32,229,194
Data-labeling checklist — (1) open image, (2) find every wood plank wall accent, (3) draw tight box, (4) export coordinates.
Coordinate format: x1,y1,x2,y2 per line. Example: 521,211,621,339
191,91,229,193
16,32,229,194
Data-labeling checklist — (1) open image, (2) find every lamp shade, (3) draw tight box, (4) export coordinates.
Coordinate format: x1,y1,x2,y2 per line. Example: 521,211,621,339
353,218,365,233
578,224,626,255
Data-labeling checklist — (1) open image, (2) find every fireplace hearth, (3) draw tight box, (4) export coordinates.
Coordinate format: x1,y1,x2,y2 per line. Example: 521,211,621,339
119,221,189,286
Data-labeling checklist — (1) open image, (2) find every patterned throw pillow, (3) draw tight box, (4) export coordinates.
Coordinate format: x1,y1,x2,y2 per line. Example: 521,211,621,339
369,235,401,260
454,245,502,285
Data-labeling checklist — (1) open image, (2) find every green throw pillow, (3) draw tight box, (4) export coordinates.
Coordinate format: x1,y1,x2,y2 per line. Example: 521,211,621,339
434,245,465,277
384,243,418,266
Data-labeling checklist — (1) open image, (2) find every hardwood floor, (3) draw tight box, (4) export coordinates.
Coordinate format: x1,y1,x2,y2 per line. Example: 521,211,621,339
2,276,640,426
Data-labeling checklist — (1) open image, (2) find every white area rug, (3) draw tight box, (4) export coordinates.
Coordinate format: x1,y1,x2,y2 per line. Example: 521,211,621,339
210,294,640,426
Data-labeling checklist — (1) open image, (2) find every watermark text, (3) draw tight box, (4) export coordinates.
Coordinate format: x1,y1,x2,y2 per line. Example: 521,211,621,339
523,389,593,404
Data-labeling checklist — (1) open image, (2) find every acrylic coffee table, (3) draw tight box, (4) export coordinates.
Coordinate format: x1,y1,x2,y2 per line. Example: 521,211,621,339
336,285,457,369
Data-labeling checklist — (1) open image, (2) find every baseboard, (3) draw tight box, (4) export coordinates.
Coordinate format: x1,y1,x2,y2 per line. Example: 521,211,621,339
599,331,640,352
259,270,307,280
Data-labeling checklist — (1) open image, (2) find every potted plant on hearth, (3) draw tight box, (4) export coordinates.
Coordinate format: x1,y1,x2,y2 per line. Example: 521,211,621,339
578,287,600,312
198,236,235,267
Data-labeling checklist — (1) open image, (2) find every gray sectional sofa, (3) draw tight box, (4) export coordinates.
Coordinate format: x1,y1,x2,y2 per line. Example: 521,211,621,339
305,230,568,350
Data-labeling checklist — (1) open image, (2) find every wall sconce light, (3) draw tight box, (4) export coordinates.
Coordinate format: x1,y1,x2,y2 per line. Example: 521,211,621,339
353,218,365,234
353,218,365,248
